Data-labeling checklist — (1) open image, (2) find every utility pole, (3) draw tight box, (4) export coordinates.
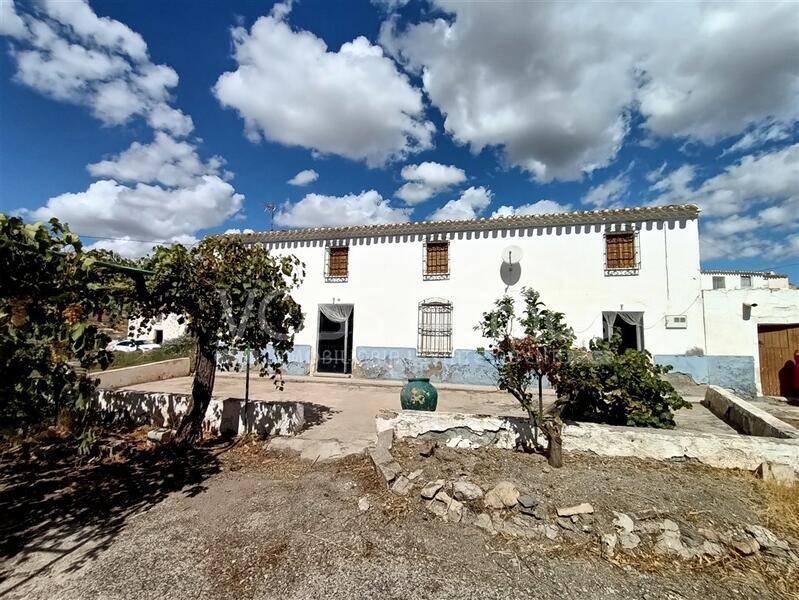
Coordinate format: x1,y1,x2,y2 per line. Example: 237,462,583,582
265,203,276,231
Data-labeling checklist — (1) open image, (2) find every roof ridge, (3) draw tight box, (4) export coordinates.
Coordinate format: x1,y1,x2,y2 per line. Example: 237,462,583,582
227,203,700,244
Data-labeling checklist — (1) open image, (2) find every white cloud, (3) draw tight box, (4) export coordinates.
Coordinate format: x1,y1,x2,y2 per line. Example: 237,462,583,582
274,190,411,228
383,1,799,181
287,169,319,186
428,186,492,221
0,0,27,38
3,0,245,256
26,177,243,258
88,132,226,188
492,200,571,218
224,228,255,235
649,145,799,262
723,121,794,155
2,0,193,136
395,161,466,204
214,8,434,166
582,174,629,208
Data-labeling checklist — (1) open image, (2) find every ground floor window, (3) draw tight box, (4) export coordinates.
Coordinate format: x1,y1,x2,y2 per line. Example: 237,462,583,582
418,299,453,358
602,311,644,352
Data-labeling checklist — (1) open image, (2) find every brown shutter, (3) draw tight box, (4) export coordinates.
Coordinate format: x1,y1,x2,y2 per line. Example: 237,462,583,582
606,233,636,269
425,242,449,275
328,247,349,277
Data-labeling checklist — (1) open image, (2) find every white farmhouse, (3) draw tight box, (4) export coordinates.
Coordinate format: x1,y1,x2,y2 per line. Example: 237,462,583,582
233,204,729,388
701,270,791,291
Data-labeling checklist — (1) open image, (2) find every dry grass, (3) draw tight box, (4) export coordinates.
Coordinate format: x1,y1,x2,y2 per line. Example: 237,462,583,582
753,478,799,540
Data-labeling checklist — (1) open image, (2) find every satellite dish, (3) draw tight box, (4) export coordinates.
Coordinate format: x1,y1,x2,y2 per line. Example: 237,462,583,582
502,245,523,265
500,245,522,287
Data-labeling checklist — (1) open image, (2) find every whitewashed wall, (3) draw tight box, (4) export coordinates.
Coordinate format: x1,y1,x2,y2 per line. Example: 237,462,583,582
128,313,187,342
703,287,799,393
266,217,705,364
701,272,790,290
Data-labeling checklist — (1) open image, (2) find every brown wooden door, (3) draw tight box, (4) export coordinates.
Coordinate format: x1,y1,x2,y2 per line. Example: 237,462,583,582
758,324,799,397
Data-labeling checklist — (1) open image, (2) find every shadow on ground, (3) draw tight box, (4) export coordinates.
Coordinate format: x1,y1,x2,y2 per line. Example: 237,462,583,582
0,435,222,596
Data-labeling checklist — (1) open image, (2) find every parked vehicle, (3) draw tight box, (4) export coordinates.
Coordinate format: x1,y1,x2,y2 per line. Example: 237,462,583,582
106,339,161,353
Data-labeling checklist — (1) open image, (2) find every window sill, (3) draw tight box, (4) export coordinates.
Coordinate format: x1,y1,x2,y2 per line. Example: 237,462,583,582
423,272,450,281
324,276,348,283
417,352,453,359
604,268,640,277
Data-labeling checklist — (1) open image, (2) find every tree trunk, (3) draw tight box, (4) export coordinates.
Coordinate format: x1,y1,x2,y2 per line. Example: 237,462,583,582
174,342,216,445
541,417,563,468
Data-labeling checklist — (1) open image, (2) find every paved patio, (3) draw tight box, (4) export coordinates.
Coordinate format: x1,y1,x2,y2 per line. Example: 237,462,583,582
128,373,736,460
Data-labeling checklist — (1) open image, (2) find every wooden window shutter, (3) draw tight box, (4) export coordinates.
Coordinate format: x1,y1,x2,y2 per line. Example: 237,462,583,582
425,242,449,275
328,247,349,278
605,233,636,269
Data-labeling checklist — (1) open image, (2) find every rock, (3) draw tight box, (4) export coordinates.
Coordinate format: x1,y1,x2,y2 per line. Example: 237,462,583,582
390,476,413,496
518,495,538,510
612,511,635,534
698,528,720,542
419,441,437,458
544,524,560,540
452,480,484,501
556,517,576,531
745,525,790,551
420,479,445,500
655,530,687,556
570,515,580,524
473,513,496,535
732,537,760,556
368,447,401,485
702,541,725,557
376,428,394,450
358,497,370,512
636,521,661,535
484,481,520,509
557,503,594,517
660,519,680,532
757,461,796,485
601,533,618,558
426,491,464,523
542,466,552,474
407,469,423,481
495,515,542,539
146,428,173,444
619,532,641,550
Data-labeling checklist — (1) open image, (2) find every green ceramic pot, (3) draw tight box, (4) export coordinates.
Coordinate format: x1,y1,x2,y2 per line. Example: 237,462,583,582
400,377,438,411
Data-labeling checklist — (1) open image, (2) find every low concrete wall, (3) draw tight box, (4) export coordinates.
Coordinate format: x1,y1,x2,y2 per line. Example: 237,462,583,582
353,347,510,387
376,409,799,472
702,385,799,439
96,388,304,437
655,355,756,398
94,358,191,390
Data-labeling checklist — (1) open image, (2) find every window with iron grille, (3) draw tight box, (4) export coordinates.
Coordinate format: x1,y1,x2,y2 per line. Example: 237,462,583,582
424,241,449,280
418,299,453,357
604,232,639,275
712,275,726,290
740,275,752,288
325,246,348,282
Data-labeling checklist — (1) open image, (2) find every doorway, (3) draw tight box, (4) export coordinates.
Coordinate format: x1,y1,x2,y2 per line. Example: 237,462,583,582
602,311,644,352
758,324,798,397
316,304,354,375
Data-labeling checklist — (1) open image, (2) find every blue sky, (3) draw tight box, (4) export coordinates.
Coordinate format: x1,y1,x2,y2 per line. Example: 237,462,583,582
0,0,797,281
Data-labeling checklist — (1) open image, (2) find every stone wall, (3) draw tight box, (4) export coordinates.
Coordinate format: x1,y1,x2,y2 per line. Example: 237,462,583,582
655,355,756,397
702,385,799,439
376,409,799,472
94,358,191,390
96,388,305,437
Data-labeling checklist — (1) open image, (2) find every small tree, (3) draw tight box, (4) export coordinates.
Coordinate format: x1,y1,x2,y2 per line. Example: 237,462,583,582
476,288,575,467
133,236,304,444
0,215,132,443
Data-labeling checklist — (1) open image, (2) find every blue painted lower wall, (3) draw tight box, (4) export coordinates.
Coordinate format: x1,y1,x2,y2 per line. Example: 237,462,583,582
353,346,516,387
654,354,756,398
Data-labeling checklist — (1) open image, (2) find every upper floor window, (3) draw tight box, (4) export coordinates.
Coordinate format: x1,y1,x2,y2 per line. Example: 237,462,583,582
605,232,639,275
418,298,453,357
424,241,449,280
740,275,752,288
325,246,348,282
712,275,726,290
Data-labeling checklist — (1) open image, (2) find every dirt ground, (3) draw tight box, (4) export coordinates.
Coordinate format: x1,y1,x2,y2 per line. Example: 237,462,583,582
1,433,796,600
